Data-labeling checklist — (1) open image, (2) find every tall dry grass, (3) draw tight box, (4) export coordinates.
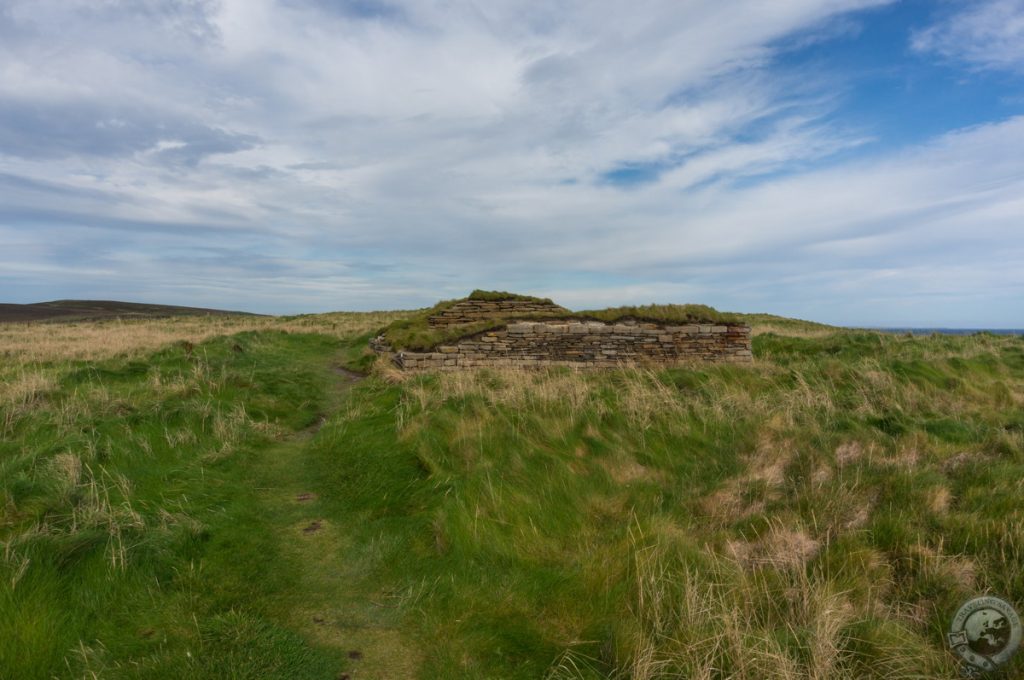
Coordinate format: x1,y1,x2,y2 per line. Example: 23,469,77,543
383,330,1022,678
0,310,409,363
1,309,410,438
3,312,1021,678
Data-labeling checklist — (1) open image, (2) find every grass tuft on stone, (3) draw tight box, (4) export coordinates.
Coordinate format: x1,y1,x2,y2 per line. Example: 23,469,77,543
574,303,740,326
466,289,554,303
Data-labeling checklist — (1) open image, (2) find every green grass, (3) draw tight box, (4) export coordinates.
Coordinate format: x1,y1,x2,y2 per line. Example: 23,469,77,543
2,317,1023,678
735,312,836,334
466,290,555,303
1,331,356,678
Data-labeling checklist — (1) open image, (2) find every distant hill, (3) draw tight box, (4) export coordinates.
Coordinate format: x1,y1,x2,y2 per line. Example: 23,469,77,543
0,300,260,323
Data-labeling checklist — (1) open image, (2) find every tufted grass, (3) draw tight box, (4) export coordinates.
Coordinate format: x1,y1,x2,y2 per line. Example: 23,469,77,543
348,329,1022,678
2,310,1023,678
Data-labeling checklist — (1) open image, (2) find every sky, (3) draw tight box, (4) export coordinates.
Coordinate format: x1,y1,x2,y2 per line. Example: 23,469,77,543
1,0,1023,326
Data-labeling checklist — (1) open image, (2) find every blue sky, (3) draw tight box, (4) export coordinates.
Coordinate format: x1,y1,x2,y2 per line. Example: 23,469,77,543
1,0,1023,326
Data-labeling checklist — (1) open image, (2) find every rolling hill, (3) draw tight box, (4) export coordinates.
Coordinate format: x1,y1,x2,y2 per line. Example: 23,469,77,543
0,299,259,323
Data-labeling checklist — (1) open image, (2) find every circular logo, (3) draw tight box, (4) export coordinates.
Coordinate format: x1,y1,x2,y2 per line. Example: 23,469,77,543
948,596,1021,674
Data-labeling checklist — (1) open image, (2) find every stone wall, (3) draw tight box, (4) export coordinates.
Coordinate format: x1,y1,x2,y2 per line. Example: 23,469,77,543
427,298,567,327
378,318,752,370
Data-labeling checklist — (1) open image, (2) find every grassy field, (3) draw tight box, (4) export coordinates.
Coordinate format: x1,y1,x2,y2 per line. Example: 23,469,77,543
2,310,1023,678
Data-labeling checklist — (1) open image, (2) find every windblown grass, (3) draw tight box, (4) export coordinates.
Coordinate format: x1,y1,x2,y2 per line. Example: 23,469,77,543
736,313,837,337
0,309,409,363
2,311,1022,678
0,324,372,678
343,329,1022,678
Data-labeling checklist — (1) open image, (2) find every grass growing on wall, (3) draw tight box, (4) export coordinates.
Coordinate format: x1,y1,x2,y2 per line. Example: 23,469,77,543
2,311,1023,678
575,303,740,326
380,296,744,352
466,290,556,303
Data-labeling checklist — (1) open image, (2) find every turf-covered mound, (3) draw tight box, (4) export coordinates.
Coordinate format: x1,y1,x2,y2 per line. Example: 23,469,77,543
461,289,555,303
377,291,741,352
426,291,569,328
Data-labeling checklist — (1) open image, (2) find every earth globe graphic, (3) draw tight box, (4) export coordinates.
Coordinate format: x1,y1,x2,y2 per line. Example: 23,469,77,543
965,607,1011,656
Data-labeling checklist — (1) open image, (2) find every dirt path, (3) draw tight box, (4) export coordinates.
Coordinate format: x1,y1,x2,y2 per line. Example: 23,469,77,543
250,362,420,679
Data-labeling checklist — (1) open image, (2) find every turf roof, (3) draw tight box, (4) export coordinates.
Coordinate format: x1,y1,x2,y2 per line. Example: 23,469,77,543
378,292,741,352
465,289,556,303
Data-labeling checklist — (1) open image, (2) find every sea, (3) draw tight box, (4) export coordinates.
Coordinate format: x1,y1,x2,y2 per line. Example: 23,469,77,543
869,328,1024,336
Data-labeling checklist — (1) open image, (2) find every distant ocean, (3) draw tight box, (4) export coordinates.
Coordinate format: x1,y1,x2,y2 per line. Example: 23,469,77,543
869,328,1024,336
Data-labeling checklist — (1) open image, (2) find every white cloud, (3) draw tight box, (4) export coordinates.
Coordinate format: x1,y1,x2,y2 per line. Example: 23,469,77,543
2,0,1023,325
912,0,1024,72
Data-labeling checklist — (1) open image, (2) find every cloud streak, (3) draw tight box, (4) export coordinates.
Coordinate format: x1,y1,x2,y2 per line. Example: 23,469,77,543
912,0,1024,73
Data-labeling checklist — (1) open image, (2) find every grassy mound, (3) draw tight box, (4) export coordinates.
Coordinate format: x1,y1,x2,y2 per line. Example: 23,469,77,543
734,312,837,336
379,294,742,352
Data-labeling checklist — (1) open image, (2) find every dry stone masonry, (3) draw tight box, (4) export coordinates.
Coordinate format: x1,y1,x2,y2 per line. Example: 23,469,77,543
427,298,567,326
374,296,752,370
394,320,751,369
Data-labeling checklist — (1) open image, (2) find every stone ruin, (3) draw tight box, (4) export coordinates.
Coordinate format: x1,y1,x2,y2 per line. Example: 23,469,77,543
426,297,568,326
371,295,753,371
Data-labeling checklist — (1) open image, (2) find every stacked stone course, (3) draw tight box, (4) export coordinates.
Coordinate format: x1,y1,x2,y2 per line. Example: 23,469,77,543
375,317,752,370
427,298,567,326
